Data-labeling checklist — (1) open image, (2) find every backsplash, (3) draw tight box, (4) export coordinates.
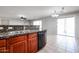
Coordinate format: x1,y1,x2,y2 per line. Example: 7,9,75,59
0,25,39,33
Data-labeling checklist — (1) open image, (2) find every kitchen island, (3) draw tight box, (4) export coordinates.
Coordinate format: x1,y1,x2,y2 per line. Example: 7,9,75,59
0,30,46,53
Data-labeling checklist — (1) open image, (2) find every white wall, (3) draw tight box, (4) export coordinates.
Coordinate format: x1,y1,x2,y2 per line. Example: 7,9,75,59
9,18,31,25
9,19,26,25
0,18,9,25
1,19,9,25
41,13,79,37
0,18,30,25
75,14,79,38
0,18,2,25
42,16,57,35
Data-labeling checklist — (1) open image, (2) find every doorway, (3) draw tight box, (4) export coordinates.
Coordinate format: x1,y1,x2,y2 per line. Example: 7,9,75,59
57,17,75,37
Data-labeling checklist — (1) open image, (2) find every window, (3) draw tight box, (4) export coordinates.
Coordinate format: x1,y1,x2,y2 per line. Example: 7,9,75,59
57,17,75,36
33,20,42,31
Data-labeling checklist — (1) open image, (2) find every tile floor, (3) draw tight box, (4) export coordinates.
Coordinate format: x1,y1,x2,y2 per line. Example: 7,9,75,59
38,35,79,53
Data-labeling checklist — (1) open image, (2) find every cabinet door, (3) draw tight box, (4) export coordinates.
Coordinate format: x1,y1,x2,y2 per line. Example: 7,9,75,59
28,33,38,53
0,40,7,53
0,40,6,47
9,41,25,53
0,47,8,53
28,38,38,53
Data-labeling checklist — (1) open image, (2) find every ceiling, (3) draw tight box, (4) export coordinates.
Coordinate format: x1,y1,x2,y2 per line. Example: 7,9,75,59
0,6,79,19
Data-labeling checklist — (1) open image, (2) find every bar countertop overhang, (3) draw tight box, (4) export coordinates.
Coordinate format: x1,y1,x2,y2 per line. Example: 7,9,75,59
0,30,41,39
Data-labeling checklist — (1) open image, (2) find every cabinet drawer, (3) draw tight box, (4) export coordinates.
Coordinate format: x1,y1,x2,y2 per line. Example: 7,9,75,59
8,35,25,44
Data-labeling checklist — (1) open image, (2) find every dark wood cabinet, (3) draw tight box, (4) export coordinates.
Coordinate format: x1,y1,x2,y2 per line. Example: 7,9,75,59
0,47,8,53
8,36,25,45
7,35,28,53
0,30,46,53
28,32,38,53
0,40,6,47
0,40,8,52
9,41,25,53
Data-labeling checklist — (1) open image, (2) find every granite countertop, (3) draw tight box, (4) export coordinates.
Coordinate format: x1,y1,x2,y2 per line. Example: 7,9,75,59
0,30,39,39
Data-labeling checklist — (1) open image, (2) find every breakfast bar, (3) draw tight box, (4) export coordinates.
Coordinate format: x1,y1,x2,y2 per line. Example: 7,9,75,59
0,30,46,53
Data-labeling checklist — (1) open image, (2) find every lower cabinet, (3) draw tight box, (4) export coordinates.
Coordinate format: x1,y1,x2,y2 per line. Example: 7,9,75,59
0,47,8,53
8,33,38,53
0,32,40,53
9,41,25,53
28,33,38,53
0,40,8,53
7,35,28,53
